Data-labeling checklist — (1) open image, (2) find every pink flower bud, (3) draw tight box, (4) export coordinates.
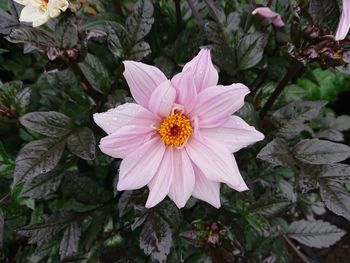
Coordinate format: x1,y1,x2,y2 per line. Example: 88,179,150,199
252,7,285,27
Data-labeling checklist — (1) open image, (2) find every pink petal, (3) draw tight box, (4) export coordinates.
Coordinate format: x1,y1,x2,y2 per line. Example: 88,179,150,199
117,138,165,191
146,148,173,208
182,49,218,92
192,164,221,208
227,156,249,192
93,103,158,135
168,149,195,208
99,125,156,159
171,70,197,113
123,61,168,108
252,7,285,27
201,116,264,153
190,84,250,128
185,136,243,188
148,80,176,118
335,0,350,40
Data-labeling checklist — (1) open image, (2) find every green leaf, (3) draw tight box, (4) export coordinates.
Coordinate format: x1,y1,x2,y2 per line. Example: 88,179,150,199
294,139,350,165
8,0,22,19
332,115,350,131
0,208,3,248
117,191,133,217
67,127,96,161
106,21,128,58
59,223,81,260
204,0,226,25
257,139,293,167
250,199,290,217
79,54,111,93
277,179,297,202
308,0,339,29
288,219,345,248
318,164,350,183
0,0,7,10
237,32,268,71
0,8,18,34
5,26,56,46
62,173,112,204
83,210,108,250
317,129,344,142
20,111,74,137
55,16,78,48
46,69,95,117
128,41,151,61
18,212,75,246
0,140,15,174
13,138,66,184
126,0,154,44
265,237,289,263
20,169,64,199
273,101,327,139
204,2,237,74
0,80,30,117
140,212,173,263
226,12,241,33
15,87,31,116
316,113,350,141
320,181,350,221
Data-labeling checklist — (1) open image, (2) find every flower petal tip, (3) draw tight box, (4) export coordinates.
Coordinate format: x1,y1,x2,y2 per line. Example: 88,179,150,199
252,7,285,28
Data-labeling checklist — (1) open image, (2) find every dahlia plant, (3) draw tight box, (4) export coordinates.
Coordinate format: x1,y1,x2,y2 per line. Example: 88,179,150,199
1,0,350,262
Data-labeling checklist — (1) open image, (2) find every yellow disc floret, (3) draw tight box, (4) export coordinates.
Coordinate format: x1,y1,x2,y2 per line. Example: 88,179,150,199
41,0,49,10
158,113,193,147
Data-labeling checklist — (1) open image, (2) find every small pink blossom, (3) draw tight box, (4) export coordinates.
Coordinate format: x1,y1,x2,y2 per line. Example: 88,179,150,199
335,0,350,40
252,7,285,27
93,49,264,209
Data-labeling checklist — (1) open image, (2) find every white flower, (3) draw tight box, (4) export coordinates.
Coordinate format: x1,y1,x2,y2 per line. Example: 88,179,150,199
14,0,69,27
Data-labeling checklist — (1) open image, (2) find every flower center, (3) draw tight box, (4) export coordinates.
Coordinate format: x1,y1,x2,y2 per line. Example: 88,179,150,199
41,0,49,10
158,113,193,147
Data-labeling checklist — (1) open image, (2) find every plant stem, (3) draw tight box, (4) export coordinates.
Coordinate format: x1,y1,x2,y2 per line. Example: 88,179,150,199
113,0,122,15
174,0,182,33
0,192,10,204
267,0,273,7
259,62,303,119
186,0,204,30
282,234,311,263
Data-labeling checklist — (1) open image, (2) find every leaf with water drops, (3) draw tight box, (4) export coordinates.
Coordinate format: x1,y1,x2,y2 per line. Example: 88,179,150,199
294,139,350,165
67,127,96,161
13,138,66,184
20,169,64,199
257,138,293,167
288,219,345,248
59,223,81,260
20,111,74,137
140,212,173,263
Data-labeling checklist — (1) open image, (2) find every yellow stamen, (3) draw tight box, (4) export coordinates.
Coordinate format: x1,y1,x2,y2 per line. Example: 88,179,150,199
158,113,193,147
41,0,48,10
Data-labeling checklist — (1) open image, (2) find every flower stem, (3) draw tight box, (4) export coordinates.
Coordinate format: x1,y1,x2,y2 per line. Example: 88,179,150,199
282,234,311,263
174,0,182,33
113,0,122,15
259,62,303,119
0,192,10,204
186,0,204,30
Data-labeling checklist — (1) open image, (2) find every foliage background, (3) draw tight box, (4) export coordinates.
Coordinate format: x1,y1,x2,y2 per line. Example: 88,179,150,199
1,0,350,262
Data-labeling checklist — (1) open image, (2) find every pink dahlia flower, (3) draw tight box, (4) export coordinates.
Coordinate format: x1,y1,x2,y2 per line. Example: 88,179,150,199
335,0,350,40
93,49,264,209
252,7,285,27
